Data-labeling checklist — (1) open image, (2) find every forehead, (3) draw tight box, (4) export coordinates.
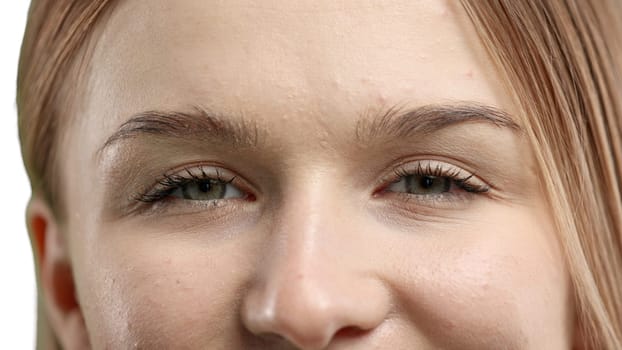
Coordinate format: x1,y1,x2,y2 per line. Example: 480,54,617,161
80,0,513,136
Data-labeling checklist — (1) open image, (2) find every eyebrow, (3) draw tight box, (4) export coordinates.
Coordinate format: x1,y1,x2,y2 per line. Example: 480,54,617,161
355,102,520,142
98,102,521,154
99,106,260,152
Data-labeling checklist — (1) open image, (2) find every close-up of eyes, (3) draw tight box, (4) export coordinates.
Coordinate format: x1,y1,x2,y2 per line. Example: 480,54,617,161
134,160,490,211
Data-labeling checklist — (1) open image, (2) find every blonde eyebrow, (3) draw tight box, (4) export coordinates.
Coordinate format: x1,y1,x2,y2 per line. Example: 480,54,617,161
99,106,261,154
355,102,521,142
99,102,520,156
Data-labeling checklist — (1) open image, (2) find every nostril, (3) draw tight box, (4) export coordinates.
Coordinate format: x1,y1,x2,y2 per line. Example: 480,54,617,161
334,326,368,339
257,332,288,343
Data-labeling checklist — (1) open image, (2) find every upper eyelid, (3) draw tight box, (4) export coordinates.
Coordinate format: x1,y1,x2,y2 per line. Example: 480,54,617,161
164,168,236,188
379,160,487,186
396,162,466,179
150,170,227,193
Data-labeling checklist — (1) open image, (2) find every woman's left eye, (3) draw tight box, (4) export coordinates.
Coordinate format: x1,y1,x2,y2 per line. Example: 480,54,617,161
381,161,490,199
387,175,452,195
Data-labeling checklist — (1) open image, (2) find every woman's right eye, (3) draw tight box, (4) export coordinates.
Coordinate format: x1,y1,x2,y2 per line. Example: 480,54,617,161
387,174,452,195
135,166,247,204
169,178,243,201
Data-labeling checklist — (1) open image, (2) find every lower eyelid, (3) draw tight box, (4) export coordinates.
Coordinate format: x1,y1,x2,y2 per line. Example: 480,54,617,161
137,197,239,217
384,190,480,212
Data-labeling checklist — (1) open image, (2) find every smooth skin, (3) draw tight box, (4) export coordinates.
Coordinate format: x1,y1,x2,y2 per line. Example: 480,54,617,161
29,0,576,348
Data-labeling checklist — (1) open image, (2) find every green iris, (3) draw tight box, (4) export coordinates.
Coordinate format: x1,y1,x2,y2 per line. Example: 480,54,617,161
179,179,227,200
405,175,451,194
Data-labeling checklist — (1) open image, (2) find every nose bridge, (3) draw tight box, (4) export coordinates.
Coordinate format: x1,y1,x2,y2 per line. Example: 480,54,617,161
268,165,349,274
241,171,390,348
277,174,339,273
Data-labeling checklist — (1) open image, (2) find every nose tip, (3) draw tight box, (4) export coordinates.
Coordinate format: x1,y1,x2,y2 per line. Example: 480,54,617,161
243,300,338,349
243,291,339,349
241,275,389,349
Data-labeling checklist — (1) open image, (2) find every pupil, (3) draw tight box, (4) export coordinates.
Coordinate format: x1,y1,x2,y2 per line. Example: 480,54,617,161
420,176,435,189
198,180,211,193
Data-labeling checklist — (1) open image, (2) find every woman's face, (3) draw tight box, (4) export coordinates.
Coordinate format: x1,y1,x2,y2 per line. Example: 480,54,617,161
56,0,574,348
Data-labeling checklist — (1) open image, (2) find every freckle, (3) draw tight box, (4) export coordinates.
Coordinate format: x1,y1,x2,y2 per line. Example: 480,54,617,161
176,279,181,285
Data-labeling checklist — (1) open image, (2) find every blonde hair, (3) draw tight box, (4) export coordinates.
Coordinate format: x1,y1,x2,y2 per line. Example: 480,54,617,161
18,1,115,348
18,0,114,219
460,0,622,348
18,0,622,348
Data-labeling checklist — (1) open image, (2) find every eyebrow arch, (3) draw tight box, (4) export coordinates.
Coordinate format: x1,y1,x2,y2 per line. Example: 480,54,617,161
98,102,521,155
355,102,521,143
98,106,260,154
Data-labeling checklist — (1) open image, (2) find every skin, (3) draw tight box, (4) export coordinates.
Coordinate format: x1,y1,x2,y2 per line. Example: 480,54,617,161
29,0,576,349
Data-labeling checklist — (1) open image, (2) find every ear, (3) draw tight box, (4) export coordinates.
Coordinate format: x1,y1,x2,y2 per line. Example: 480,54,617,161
27,196,91,350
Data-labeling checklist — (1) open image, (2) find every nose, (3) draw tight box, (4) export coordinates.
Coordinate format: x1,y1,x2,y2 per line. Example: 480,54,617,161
241,187,391,349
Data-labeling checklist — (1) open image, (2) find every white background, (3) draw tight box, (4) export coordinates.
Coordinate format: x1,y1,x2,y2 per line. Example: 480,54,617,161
0,2,37,348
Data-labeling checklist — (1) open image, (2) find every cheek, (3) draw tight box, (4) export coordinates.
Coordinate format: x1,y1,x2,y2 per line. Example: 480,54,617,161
385,202,572,348
74,228,257,349
70,201,573,348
